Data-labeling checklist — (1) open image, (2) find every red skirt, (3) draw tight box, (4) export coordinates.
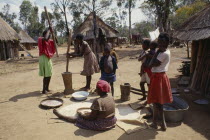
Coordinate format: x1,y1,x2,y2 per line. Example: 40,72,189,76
144,68,152,78
147,72,173,104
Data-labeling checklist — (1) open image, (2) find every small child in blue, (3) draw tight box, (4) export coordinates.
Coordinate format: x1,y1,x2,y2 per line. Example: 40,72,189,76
100,43,118,96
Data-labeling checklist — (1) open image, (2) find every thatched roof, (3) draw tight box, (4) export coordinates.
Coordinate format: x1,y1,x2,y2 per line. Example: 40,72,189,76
18,30,36,44
173,4,210,41
0,16,20,41
73,13,119,40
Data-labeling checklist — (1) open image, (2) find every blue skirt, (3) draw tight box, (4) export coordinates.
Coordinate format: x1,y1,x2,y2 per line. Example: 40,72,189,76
100,72,116,83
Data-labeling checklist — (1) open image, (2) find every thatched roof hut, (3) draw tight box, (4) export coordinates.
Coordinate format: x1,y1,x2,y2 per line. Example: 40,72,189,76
0,16,20,60
173,4,210,41
73,13,119,40
73,13,119,53
18,30,37,50
173,4,210,98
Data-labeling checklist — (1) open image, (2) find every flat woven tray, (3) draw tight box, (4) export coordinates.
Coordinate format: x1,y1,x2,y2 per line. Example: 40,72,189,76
40,98,63,108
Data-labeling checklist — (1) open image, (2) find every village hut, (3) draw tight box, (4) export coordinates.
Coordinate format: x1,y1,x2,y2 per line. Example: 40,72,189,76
18,30,37,50
73,12,119,53
0,17,20,60
173,4,210,98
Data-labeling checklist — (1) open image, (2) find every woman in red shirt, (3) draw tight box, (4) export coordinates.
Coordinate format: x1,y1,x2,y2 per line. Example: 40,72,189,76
38,28,55,94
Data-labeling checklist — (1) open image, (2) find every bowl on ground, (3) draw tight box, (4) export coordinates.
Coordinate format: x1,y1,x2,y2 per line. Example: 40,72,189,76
72,91,89,101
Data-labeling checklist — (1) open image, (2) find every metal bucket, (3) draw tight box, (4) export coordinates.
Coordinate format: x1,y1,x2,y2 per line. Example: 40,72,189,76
150,95,189,123
163,95,189,122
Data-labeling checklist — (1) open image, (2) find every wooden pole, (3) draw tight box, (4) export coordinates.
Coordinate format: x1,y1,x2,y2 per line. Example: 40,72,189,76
187,41,190,59
19,44,34,58
44,6,59,57
66,30,72,72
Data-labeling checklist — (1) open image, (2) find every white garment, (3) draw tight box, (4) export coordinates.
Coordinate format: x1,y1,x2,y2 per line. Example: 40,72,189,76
140,73,150,84
152,49,170,73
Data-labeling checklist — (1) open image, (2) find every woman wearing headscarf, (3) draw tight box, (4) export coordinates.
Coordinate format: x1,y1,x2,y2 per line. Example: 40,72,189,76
75,80,117,131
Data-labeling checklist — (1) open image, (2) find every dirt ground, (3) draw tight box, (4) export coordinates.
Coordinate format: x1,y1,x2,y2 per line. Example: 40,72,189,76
0,45,210,140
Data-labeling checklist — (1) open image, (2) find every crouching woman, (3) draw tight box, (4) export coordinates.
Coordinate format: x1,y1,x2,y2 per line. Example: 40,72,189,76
75,80,117,131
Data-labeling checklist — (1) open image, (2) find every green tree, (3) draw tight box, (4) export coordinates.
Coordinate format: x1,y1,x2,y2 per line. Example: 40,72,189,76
141,0,176,32
0,4,21,32
41,11,54,27
171,0,207,29
116,25,129,37
132,21,155,38
19,0,33,29
105,13,120,29
117,0,137,44
51,5,66,44
27,6,44,38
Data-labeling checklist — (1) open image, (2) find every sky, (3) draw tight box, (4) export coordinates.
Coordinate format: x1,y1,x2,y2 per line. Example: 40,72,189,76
0,0,147,28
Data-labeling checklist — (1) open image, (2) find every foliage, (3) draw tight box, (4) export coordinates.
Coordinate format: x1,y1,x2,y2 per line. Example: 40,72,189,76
105,13,120,29
116,25,129,37
132,21,156,38
117,0,137,44
27,6,45,38
171,0,207,29
19,0,33,29
141,0,176,32
0,4,22,32
67,0,113,30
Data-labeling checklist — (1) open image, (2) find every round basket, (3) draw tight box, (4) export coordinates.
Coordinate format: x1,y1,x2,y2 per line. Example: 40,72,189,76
40,98,63,109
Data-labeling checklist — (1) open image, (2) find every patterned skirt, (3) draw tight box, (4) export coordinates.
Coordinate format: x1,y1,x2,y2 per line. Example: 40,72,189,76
75,116,117,131
147,72,173,104
81,52,100,76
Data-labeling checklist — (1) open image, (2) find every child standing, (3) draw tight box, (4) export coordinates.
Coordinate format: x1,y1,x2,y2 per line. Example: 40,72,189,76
38,28,55,94
138,39,151,100
100,43,118,96
147,32,173,131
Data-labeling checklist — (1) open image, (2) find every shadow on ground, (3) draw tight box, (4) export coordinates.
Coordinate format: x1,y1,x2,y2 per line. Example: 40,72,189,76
181,93,210,139
9,90,42,102
117,129,158,140
74,128,109,137
170,75,210,139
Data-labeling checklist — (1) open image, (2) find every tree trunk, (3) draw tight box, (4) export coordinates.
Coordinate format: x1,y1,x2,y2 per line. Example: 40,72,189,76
155,1,163,32
163,0,170,32
63,5,69,35
92,0,99,62
129,0,132,45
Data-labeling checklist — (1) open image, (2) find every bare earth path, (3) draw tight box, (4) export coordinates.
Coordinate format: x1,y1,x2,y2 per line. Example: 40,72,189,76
0,46,210,140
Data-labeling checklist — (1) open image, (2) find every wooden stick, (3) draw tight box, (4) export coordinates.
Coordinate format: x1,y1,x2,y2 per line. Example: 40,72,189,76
44,6,59,57
66,30,72,72
130,87,143,92
19,44,34,58
130,90,144,96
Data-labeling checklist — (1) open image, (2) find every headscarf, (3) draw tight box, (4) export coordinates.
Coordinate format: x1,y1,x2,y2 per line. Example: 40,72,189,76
96,80,110,93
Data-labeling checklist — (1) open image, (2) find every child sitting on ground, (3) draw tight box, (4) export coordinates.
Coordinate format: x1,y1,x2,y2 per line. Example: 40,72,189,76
100,43,118,96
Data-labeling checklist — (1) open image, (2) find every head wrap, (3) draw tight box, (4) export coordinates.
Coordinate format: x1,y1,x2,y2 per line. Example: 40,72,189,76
96,80,110,93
